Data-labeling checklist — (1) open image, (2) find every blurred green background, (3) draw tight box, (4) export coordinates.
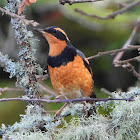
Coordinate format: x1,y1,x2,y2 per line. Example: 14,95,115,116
0,0,140,126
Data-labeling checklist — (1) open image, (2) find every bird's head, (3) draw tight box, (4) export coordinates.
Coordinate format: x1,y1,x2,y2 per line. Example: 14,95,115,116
35,26,69,44
35,26,70,56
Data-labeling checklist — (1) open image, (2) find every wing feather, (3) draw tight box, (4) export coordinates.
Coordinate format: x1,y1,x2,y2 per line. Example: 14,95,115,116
77,50,93,77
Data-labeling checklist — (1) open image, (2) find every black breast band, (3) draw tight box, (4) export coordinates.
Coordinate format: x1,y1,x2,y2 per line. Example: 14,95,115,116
47,46,77,68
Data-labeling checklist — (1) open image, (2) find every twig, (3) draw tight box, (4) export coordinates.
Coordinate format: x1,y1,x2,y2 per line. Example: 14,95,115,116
45,110,57,113
0,7,39,26
0,83,57,98
0,87,24,95
100,88,114,97
0,96,134,103
87,45,140,60
114,55,140,80
39,83,57,97
43,95,54,100
59,0,102,5
121,63,140,80
36,74,49,81
117,3,128,8
113,19,140,63
114,56,140,66
75,0,140,20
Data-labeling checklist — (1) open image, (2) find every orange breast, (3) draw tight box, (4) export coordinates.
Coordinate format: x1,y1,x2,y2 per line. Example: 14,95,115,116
48,55,93,99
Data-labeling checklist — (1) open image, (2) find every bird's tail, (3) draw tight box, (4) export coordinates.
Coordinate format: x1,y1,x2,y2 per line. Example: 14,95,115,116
90,91,96,98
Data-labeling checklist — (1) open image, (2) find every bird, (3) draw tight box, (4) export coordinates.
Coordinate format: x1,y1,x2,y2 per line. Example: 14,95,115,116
35,26,96,118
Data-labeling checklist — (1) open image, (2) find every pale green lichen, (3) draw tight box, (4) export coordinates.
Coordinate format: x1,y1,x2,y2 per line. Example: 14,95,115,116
1,88,140,140
0,52,22,78
2,105,61,139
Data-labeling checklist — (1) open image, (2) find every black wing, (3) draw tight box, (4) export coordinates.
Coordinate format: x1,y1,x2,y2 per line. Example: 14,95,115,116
77,49,93,77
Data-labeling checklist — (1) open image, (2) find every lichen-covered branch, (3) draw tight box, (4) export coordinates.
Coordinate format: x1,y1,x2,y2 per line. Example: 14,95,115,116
0,52,12,68
1,88,140,139
75,0,140,19
0,96,134,103
0,52,20,78
0,7,39,26
59,0,102,5
6,0,42,105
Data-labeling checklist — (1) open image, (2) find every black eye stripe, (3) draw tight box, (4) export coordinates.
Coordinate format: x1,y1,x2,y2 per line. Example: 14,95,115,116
53,31,66,40
44,27,67,41
50,29,66,40
53,29,57,33
46,29,59,34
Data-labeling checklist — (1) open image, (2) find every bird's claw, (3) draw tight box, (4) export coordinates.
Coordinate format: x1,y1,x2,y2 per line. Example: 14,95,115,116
53,110,62,121
55,95,64,100
82,101,89,118
53,103,68,121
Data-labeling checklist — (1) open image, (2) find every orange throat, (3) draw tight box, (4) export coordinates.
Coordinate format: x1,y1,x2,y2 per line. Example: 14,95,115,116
43,32,67,57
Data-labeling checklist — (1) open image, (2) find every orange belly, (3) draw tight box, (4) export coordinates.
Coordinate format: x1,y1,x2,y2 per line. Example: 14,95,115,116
48,55,93,99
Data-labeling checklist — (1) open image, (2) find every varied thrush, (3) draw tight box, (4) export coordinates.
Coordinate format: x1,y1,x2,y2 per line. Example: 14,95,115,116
35,26,96,118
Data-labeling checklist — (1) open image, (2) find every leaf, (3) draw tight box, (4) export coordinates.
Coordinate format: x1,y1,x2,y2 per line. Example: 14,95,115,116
18,0,37,15
29,0,36,3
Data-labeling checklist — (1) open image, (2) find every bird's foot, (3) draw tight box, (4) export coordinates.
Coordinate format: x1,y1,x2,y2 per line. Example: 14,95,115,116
53,103,68,121
55,95,64,100
53,110,61,121
82,101,89,118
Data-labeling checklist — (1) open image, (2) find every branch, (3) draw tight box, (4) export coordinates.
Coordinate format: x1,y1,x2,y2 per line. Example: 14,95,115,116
87,45,140,60
43,95,54,100
0,83,57,98
114,52,140,80
0,87,23,95
36,73,49,81
59,0,103,5
39,83,57,97
75,0,140,20
0,96,134,103
114,55,140,80
113,19,140,63
100,88,114,97
45,110,57,113
7,0,42,106
0,7,39,27
117,2,128,8
114,56,140,66
118,62,140,81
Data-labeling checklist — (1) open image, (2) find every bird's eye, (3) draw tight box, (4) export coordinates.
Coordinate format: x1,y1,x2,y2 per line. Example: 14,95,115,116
53,29,57,33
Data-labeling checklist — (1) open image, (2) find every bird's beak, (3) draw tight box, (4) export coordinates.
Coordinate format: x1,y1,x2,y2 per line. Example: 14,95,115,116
34,28,45,33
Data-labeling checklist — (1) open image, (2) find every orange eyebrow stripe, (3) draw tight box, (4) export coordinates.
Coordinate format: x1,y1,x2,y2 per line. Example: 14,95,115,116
55,28,69,41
